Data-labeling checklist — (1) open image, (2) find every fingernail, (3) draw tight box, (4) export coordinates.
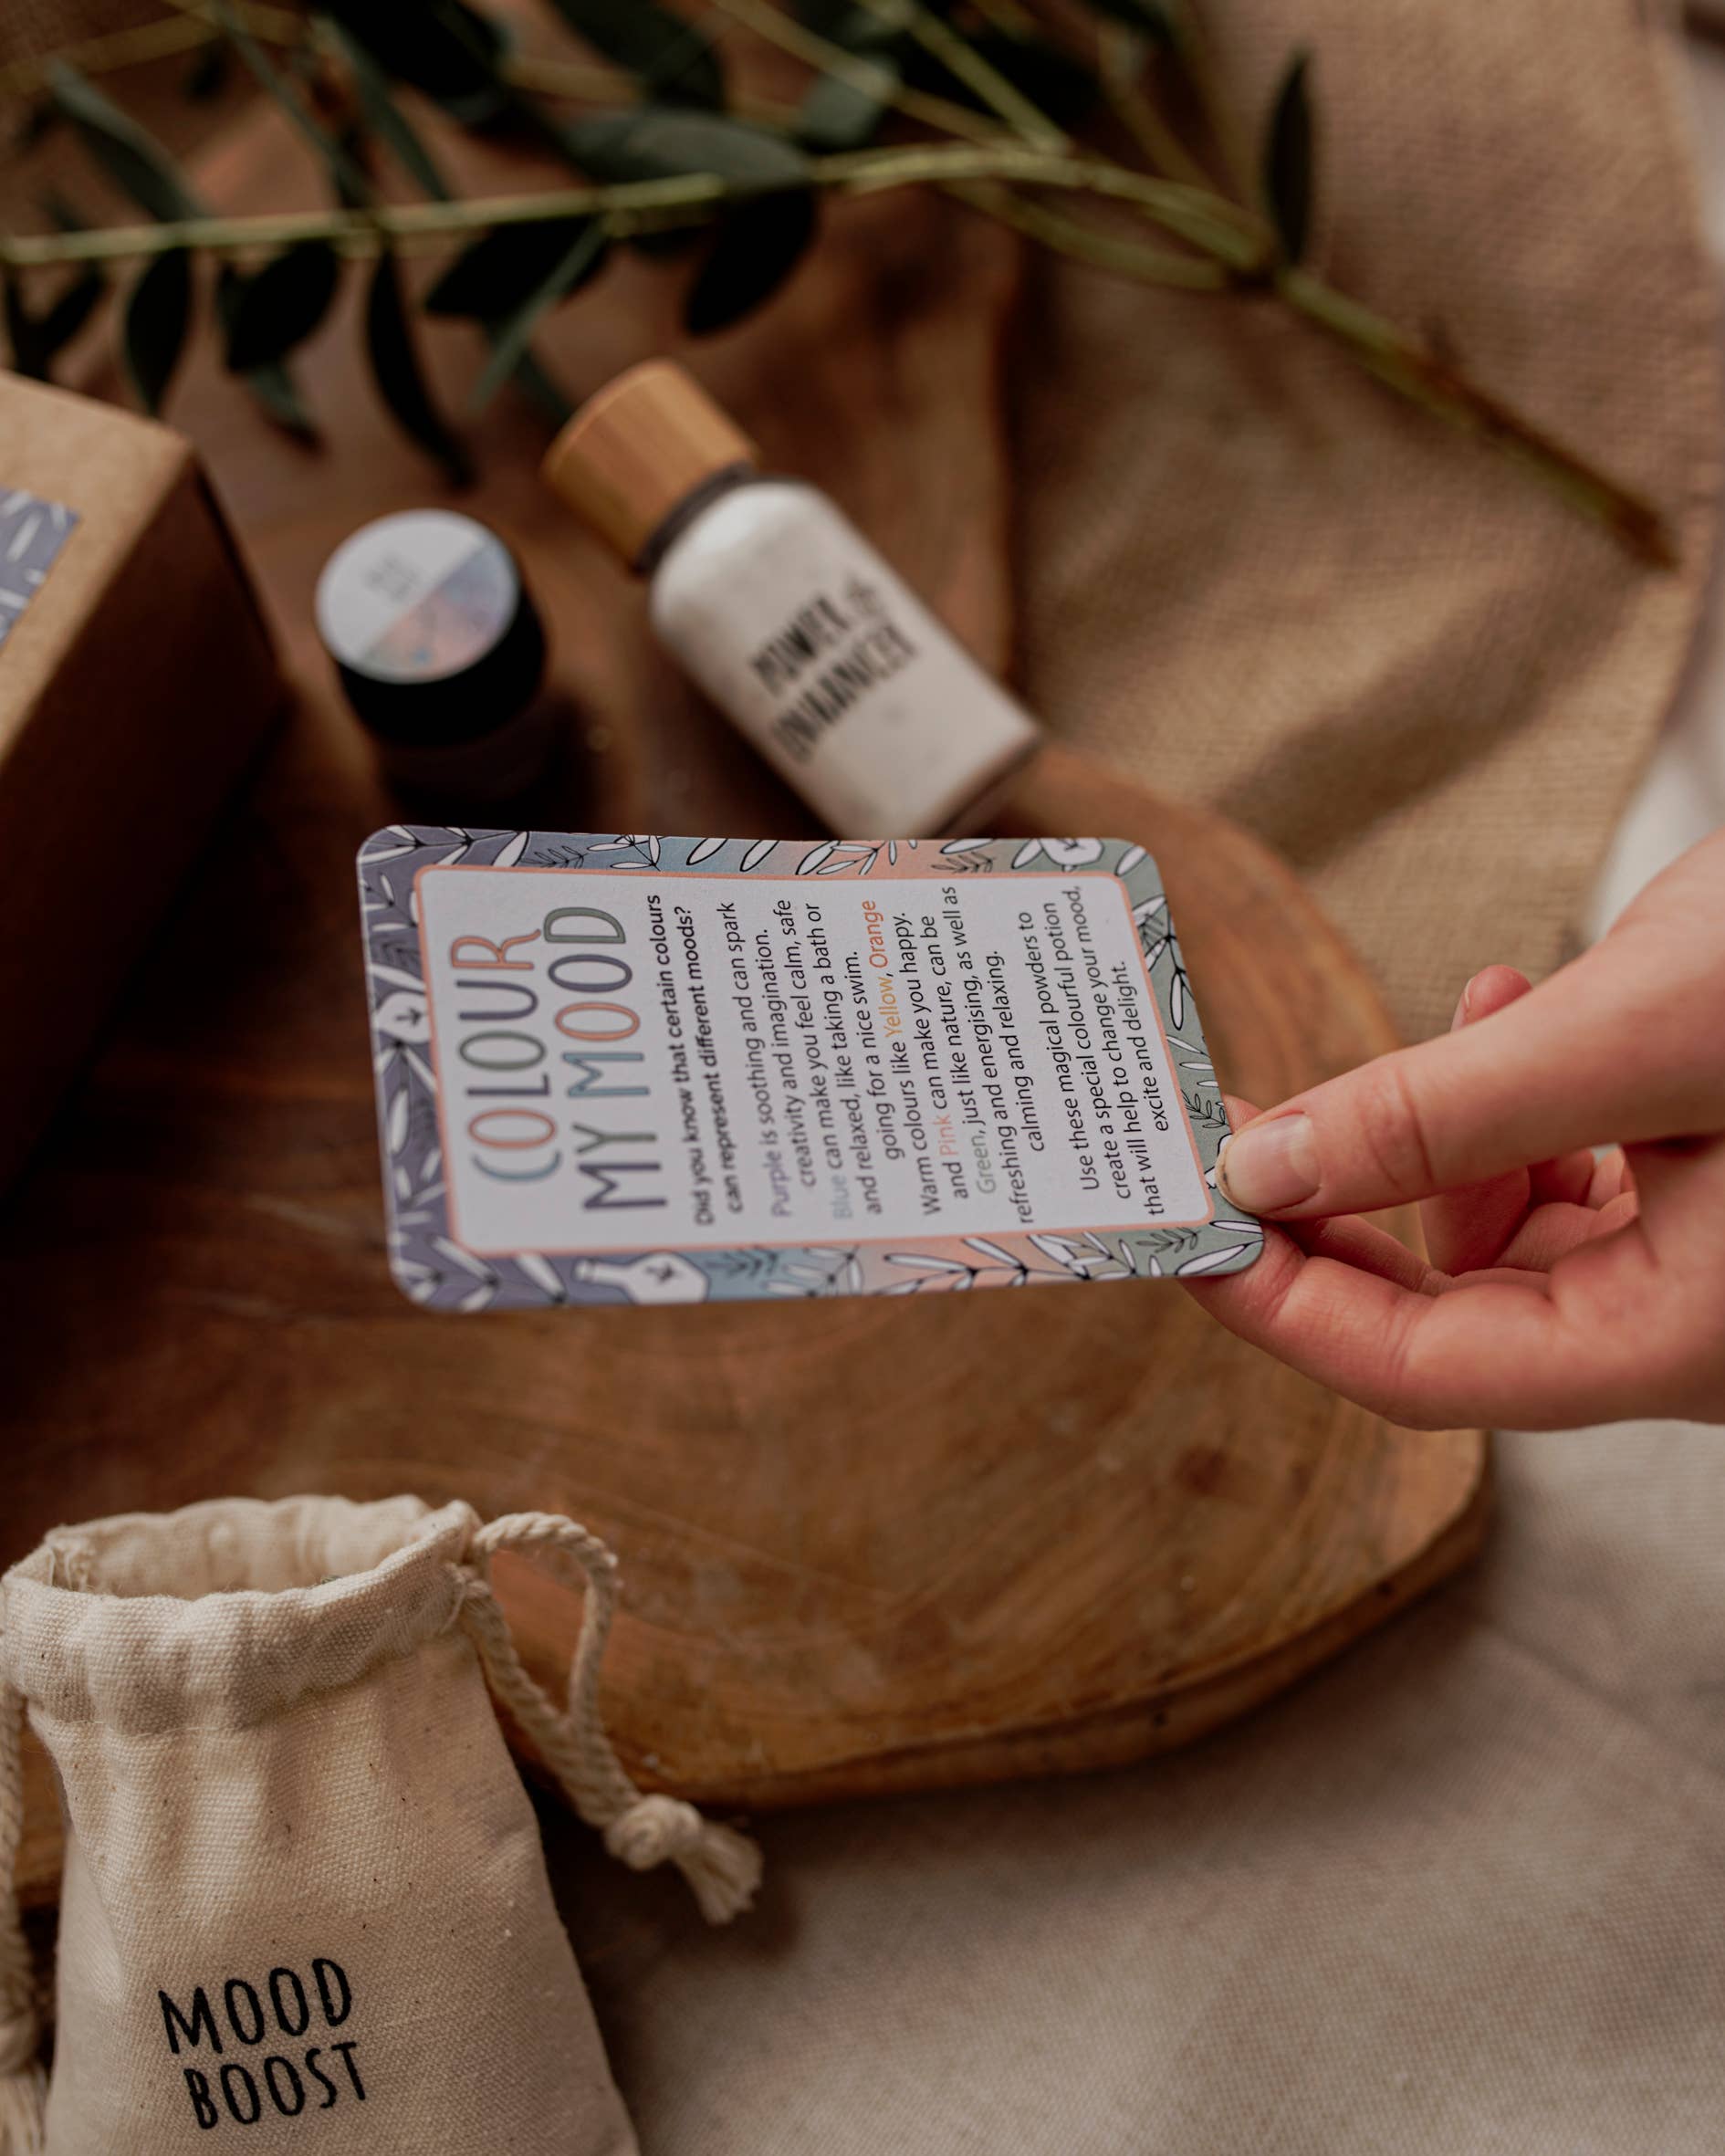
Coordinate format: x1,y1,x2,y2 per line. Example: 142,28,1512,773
1450,975,1477,1031
1217,1114,1320,1214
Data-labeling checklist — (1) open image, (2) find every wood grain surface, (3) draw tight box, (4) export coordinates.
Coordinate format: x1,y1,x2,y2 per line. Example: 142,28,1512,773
2,87,1487,1910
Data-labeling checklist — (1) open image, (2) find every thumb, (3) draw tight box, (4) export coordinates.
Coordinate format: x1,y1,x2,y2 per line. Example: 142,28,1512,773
1216,927,1723,1220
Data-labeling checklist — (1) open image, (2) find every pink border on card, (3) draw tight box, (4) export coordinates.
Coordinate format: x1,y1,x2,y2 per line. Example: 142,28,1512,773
414,859,1215,1259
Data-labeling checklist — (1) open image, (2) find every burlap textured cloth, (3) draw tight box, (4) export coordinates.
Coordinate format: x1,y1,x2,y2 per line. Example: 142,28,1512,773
1015,0,1721,1039
5,1,1714,1042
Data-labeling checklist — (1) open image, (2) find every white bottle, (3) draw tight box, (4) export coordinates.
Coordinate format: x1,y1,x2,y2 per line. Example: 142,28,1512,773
542,361,1041,835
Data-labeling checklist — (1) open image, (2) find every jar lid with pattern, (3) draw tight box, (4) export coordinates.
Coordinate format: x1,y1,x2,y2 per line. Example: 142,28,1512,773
315,509,546,748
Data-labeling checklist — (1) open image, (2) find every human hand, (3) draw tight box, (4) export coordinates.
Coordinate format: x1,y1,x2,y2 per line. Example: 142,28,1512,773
1183,830,1725,1430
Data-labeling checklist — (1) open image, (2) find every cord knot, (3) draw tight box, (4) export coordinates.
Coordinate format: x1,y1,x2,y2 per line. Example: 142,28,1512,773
456,1512,762,1922
602,1794,706,1871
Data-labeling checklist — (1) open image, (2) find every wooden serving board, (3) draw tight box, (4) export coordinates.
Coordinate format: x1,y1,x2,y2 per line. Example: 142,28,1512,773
3,726,1489,1895
2,77,1488,1906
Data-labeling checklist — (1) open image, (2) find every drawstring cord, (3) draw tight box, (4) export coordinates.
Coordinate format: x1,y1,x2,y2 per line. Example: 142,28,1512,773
0,1508,758,2152
456,1512,761,1925
0,1683,44,2154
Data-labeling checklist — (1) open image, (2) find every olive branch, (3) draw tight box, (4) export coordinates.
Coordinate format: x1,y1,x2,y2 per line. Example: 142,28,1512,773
0,0,1671,561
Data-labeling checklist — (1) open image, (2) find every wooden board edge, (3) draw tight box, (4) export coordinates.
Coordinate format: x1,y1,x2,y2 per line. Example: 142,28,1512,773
13,1433,1490,1910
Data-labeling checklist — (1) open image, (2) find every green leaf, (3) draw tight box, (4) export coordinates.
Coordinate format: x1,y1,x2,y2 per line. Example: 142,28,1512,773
207,0,375,209
627,223,707,264
215,264,320,442
319,14,452,200
903,29,1097,131
47,61,202,224
1262,48,1313,265
40,185,94,235
121,248,193,415
37,269,107,360
469,220,609,412
327,43,576,424
333,120,376,211
559,109,808,262
541,0,725,110
497,343,574,427
6,188,110,381
797,58,899,152
364,250,472,483
318,0,512,127
560,107,810,193
13,98,60,155
3,277,48,379
183,39,232,100
424,220,593,319
685,190,817,337
240,362,320,442
791,0,904,147
221,241,340,372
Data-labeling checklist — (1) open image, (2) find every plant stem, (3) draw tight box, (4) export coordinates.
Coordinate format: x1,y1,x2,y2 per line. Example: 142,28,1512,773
965,0,1042,39
157,0,642,108
0,13,219,98
827,142,1268,265
206,0,374,205
0,189,699,267
1094,23,1213,192
0,142,1268,268
499,53,641,101
852,0,1066,152
950,180,1224,288
706,0,1238,283
0,0,689,120
1165,0,1254,202
1278,268,1672,563
707,0,1007,146
0,89,1671,561
507,52,792,126
834,0,1270,275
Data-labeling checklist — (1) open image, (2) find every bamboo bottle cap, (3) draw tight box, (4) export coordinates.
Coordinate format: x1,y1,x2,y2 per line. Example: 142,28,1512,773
541,361,758,567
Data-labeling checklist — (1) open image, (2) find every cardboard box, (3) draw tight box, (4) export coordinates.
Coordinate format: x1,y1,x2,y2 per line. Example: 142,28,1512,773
0,375,284,1190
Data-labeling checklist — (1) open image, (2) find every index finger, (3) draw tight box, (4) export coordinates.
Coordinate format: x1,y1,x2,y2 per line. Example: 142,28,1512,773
1216,927,1725,1222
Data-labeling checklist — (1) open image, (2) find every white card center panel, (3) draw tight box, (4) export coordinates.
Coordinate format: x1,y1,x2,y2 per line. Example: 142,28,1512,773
416,866,1214,1255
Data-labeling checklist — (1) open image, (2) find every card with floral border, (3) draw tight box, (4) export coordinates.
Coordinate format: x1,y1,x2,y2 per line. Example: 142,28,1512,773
0,487,78,649
357,829,1263,1310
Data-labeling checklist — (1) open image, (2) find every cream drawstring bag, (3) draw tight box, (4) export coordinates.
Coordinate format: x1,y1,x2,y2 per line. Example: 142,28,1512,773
0,1495,760,2154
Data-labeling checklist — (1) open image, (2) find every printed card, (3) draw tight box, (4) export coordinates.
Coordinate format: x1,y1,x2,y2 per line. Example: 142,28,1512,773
0,487,78,651
358,830,1262,1310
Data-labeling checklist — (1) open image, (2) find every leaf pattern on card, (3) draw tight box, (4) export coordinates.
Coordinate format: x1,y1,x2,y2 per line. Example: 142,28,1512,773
355,827,1261,1310
0,489,78,651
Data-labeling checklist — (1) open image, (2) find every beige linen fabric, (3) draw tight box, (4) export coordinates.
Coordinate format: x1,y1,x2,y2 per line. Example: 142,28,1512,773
561,1418,1725,2155
1016,0,1722,1041
2,1497,640,2155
